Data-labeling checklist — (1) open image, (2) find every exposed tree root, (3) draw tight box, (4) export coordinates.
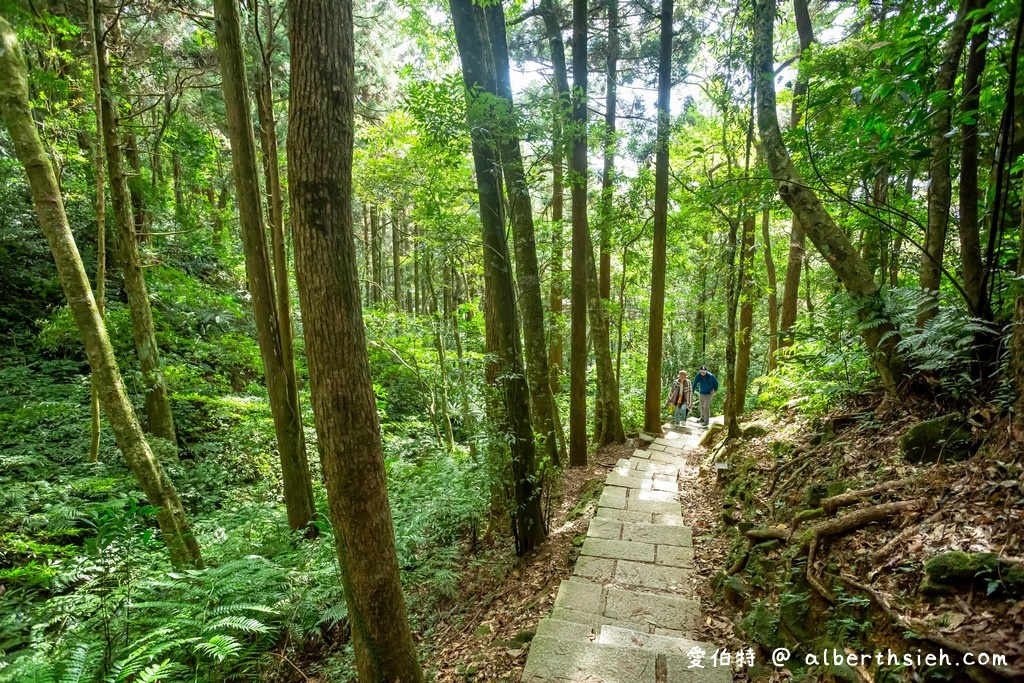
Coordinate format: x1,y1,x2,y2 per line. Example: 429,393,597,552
820,478,916,515
837,574,1024,681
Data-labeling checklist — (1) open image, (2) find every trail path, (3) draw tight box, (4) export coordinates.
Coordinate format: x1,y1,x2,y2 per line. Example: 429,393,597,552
521,419,731,682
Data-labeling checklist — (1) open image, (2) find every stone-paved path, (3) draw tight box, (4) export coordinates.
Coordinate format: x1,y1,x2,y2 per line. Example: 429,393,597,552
521,419,731,682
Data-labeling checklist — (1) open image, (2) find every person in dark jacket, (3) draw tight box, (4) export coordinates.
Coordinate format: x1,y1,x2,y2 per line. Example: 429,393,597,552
664,370,692,427
692,365,719,426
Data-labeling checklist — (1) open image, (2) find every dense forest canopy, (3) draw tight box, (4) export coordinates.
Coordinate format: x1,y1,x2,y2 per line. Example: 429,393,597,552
0,0,1022,679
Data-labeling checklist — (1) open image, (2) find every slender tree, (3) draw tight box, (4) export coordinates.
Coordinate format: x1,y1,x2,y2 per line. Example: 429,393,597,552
643,0,673,434
761,205,778,373
779,0,814,349
450,0,548,550
734,216,756,413
568,0,589,464
94,6,177,444
287,0,423,678
539,0,569,397
959,14,989,318
86,0,106,464
599,0,618,301
0,16,202,569
213,0,317,533
918,0,975,326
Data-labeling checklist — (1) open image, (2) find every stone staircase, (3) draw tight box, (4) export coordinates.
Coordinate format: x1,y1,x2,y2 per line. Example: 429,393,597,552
521,420,732,682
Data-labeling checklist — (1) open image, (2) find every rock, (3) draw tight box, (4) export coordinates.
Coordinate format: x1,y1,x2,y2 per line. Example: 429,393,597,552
566,479,604,521
723,575,751,609
740,420,771,438
899,414,975,464
924,551,999,583
923,551,1024,597
697,422,725,448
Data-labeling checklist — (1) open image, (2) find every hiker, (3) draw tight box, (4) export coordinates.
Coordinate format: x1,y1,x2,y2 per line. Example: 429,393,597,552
665,370,692,427
692,365,719,426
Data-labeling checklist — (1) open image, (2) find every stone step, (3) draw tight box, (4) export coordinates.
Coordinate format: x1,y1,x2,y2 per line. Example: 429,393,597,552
594,507,688,526
553,579,700,630
535,617,596,641
631,448,689,466
587,517,693,548
521,634,658,682
614,458,680,477
522,635,733,682
605,472,678,493
597,624,710,655
598,486,679,515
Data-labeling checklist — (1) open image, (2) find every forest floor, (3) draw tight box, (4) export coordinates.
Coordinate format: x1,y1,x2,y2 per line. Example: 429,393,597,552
420,400,1024,682
423,441,633,681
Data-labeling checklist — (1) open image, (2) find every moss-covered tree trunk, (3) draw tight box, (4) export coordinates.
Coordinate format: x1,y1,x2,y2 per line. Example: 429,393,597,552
753,0,909,393
94,9,177,445
213,0,316,533
0,17,202,569
287,1,424,679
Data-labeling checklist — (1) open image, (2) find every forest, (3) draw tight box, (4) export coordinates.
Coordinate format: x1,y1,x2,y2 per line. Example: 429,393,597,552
0,0,1022,679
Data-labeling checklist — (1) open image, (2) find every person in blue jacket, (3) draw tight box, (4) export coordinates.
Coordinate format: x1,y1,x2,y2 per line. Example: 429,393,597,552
692,365,719,426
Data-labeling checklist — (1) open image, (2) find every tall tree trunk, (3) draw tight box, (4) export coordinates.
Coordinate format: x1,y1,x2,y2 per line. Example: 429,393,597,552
536,0,569,397
753,0,908,392
425,264,455,450
0,17,202,569
450,0,548,551
392,203,402,309
585,230,624,444
287,1,423,678
568,0,589,465
413,222,421,313
446,259,476,459
918,0,974,327
643,0,673,434
734,216,756,415
891,172,913,287
862,168,888,284
124,131,149,245
362,204,371,304
960,19,989,318
599,0,618,301
723,216,739,436
481,0,565,467
540,0,568,397
87,0,106,464
371,204,382,306
761,205,778,373
172,149,183,216
1013,193,1024,427
214,0,316,533
779,0,814,350
95,9,177,445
